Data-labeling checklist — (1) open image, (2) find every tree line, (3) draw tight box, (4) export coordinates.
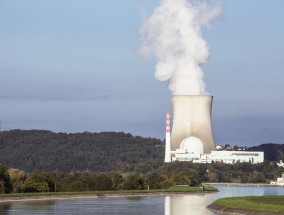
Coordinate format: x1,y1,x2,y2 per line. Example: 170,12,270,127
1,161,284,194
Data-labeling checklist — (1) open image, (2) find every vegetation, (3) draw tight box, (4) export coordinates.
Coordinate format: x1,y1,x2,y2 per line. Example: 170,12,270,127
248,143,284,162
0,130,284,174
0,130,284,195
0,161,283,194
167,185,217,192
0,164,12,194
0,185,216,199
212,196,284,213
0,130,164,172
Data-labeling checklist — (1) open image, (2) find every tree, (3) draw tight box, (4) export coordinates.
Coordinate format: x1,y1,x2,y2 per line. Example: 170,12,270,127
57,173,86,192
207,172,218,183
159,176,175,189
122,173,145,190
0,163,12,193
21,171,56,193
21,179,49,193
108,172,123,190
94,173,113,191
144,172,164,189
8,168,27,193
172,172,191,185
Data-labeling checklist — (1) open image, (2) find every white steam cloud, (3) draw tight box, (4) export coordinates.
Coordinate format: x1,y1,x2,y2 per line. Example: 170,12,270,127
140,0,223,95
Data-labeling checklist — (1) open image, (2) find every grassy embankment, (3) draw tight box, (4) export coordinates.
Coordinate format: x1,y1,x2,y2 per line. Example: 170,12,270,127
212,196,284,214
0,185,217,198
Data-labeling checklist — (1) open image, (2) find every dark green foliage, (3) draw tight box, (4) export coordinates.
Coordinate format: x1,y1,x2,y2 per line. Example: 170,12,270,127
0,130,164,172
248,143,284,161
1,161,284,193
144,172,165,189
94,173,113,191
109,172,124,190
57,172,96,192
21,179,49,193
1,130,284,193
122,173,145,190
0,163,12,193
21,171,56,193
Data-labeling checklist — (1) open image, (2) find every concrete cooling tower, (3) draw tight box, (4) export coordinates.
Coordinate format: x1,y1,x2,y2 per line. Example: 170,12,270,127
170,95,215,154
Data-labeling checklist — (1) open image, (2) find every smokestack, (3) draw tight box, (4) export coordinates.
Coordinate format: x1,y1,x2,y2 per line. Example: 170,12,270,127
170,95,215,153
164,111,171,163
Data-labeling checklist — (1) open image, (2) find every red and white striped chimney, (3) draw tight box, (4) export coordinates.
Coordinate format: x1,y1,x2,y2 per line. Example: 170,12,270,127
165,112,171,163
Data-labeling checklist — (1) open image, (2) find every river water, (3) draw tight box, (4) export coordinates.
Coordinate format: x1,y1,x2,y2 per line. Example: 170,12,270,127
1,186,284,215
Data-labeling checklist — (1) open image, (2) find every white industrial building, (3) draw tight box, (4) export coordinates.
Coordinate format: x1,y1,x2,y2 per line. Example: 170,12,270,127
172,150,264,164
164,96,264,164
166,132,264,164
270,173,284,186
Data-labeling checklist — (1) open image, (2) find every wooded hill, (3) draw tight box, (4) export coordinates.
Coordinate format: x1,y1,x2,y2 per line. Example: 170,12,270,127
0,130,164,172
0,130,283,173
248,143,284,162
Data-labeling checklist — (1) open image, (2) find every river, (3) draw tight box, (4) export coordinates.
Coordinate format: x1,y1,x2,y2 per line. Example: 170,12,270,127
1,186,284,215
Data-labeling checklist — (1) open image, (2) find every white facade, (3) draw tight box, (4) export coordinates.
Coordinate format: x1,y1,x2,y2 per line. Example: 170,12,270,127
164,132,171,163
276,177,284,186
172,150,264,164
277,160,284,167
164,112,172,163
270,173,284,186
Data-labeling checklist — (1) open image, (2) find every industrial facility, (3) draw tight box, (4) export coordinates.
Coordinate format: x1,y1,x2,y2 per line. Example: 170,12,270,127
164,95,264,164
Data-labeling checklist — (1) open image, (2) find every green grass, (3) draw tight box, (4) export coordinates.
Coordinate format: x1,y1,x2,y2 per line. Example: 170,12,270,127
167,185,217,192
213,195,284,213
0,185,218,198
203,185,218,191
166,185,202,192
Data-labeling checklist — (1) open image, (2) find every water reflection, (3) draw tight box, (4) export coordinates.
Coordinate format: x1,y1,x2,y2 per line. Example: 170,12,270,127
0,187,284,215
163,186,284,215
164,196,170,215
0,203,10,215
164,194,215,215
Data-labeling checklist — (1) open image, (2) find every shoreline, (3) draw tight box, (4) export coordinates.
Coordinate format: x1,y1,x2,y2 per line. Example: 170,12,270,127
205,182,284,187
207,203,284,215
0,191,216,203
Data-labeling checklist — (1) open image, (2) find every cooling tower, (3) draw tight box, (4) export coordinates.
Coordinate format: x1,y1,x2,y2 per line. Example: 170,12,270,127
170,95,215,153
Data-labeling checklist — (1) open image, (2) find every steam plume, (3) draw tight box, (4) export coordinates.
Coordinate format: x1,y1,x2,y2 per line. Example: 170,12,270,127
140,0,222,95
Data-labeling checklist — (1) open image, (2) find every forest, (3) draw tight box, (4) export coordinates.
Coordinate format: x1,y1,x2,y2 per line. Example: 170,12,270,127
0,130,284,173
0,130,163,172
0,130,284,194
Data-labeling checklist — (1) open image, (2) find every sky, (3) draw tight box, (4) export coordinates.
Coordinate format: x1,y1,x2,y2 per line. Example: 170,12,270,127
0,0,284,147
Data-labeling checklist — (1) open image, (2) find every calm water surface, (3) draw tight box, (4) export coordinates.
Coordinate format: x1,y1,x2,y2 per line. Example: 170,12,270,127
1,186,284,215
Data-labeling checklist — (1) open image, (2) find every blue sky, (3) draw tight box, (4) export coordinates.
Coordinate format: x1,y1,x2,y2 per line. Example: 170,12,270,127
0,0,283,147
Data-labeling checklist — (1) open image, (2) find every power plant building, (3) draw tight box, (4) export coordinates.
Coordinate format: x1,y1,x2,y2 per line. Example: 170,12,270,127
172,150,264,164
170,95,215,153
164,95,264,164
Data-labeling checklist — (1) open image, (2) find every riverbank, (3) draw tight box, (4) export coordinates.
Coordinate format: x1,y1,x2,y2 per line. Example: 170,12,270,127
207,196,284,215
0,185,217,203
206,182,284,187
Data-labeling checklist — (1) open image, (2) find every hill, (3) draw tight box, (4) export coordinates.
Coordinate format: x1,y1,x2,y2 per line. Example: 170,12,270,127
0,130,164,172
1,130,284,173
248,143,284,162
